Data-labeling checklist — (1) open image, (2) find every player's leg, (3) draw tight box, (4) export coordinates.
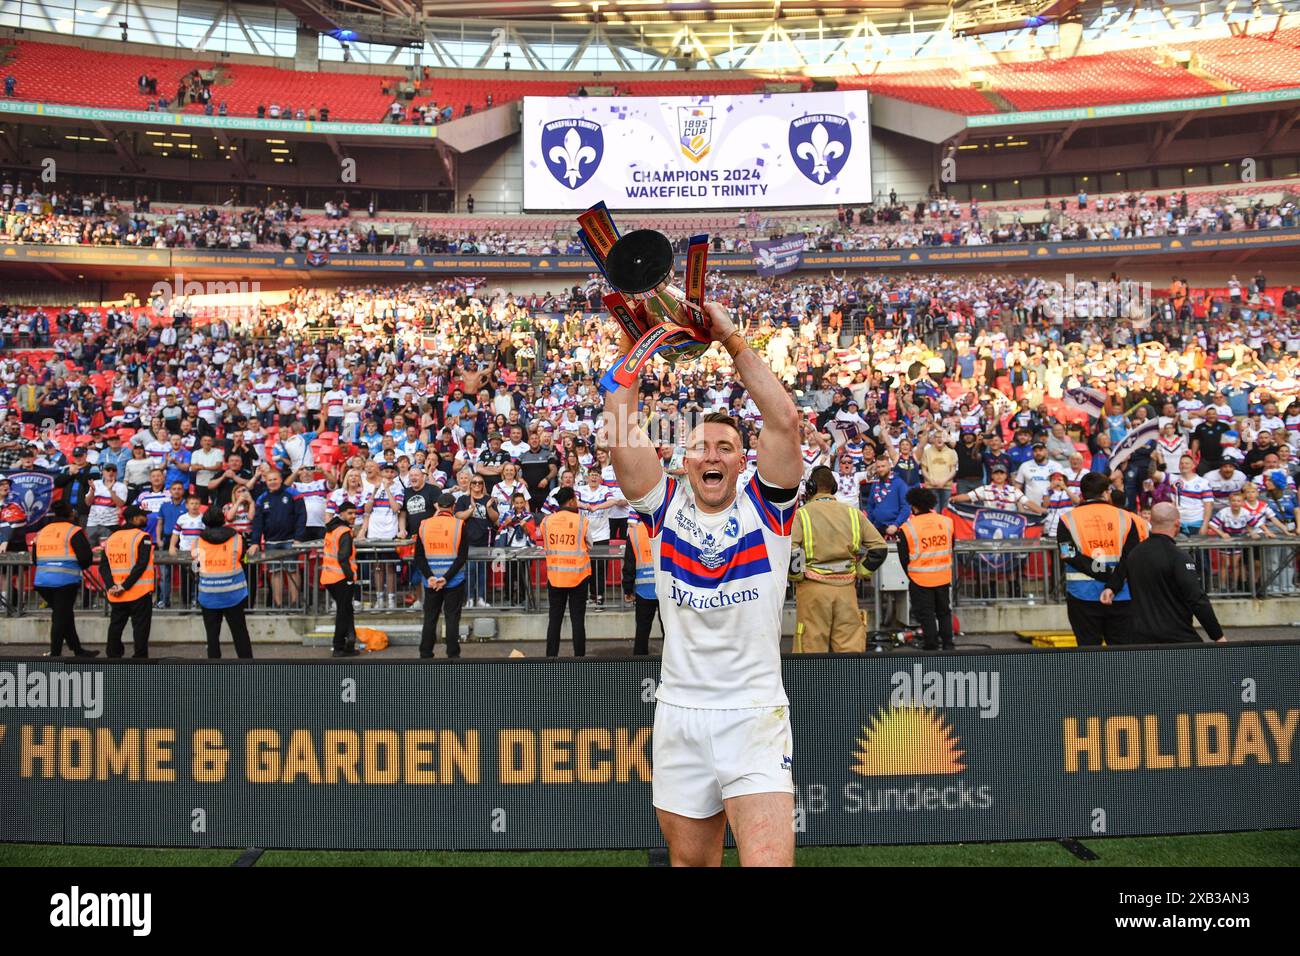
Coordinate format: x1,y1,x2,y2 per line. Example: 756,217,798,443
724,792,795,867
653,703,726,865
655,809,726,867
716,708,795,867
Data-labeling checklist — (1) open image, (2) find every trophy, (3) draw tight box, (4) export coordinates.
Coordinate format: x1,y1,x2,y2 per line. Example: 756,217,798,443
576,202,713,394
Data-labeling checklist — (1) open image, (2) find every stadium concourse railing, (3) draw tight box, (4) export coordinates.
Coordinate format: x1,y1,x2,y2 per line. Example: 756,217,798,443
2,536,1299,619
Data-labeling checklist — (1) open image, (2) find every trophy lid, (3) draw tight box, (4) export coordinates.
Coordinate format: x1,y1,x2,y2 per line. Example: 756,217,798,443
605,230,674,294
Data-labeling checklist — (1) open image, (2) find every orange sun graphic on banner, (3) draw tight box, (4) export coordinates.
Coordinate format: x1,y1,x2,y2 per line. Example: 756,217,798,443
851,707,966,777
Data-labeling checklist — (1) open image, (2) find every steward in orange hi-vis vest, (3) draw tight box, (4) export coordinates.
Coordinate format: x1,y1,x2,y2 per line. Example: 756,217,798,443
540,508,591,587
322,502,361,657
1056,473,1148,647
900,512,954,588
320,523,357,586
897,488,957,651
104,528,155,603
414,496,470,660
31,501,98,658
540,488,591,658
100,506,155,658
194,509,254,659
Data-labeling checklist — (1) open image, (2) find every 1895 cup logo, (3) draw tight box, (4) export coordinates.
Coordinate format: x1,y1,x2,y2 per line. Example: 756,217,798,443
677,106,714,163
789,114,852,185
542,119,604,190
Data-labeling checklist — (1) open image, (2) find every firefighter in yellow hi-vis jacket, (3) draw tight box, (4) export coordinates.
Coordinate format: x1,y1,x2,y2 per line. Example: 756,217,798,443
790,466,888,653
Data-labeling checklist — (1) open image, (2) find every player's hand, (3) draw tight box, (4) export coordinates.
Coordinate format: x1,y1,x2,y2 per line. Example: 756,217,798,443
1099,588,1114,605
703,302,737,344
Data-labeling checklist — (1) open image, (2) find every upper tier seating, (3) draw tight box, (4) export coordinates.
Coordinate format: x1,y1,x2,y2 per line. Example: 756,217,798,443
3,31,1300,121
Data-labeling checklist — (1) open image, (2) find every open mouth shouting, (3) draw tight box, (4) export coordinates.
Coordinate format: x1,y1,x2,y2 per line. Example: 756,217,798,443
701,468,726,490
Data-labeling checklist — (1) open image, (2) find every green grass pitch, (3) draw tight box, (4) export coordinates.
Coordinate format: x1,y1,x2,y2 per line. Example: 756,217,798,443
2,830,1297,866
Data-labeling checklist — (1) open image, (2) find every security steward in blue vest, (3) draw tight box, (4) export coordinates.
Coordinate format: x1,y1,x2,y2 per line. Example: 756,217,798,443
1057,471,1147,645
33,500,99,658
621,512,661,655
192,507,253,658
414,493,470,659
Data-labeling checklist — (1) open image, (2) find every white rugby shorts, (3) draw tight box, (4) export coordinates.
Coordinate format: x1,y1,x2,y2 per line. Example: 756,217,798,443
652,701,794,819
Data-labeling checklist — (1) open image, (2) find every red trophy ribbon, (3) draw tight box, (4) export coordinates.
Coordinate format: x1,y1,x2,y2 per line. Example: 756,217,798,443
576,203,712,394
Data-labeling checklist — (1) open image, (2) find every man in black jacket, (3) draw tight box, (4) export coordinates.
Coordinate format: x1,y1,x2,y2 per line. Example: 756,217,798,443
1100,502,1225,644
53,446,98,520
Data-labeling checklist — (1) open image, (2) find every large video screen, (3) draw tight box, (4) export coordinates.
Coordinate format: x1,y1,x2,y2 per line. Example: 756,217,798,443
522,90,871,211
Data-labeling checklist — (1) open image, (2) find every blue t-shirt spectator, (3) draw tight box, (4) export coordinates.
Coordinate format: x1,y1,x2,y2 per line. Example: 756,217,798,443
1006,441,1035,470
158,498,187,544
164,447,191,489
1222,385,1250,418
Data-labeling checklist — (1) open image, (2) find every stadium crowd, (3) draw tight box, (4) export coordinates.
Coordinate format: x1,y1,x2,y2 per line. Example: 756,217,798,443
3,172,1297,256
2,264,1300,612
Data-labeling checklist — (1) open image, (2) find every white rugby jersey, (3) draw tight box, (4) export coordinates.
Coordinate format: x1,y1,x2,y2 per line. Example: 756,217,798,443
87,479,126,528
1172,473,1213,526
834,472,864,505
327,488,369,530
801,444,828,479
1015,460,1054,506
173,512,205,553
292,479,330,529
1042,489,1074,537
1206,469,1248,509
1211,507,1263,537
576,483,613,541
601,465,629,520
967,482,1026,511
631,471,796,710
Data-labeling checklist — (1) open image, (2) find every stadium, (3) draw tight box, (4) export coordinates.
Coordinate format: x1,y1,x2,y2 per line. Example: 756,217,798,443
0,0,1298,887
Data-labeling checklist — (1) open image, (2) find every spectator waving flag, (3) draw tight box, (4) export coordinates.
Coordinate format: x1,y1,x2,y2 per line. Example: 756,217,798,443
1108,417,1160,472
1064,386,1105,419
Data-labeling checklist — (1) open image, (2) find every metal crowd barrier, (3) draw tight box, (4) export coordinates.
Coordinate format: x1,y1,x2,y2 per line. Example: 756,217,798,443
0,542,634,617
4,536,1300,618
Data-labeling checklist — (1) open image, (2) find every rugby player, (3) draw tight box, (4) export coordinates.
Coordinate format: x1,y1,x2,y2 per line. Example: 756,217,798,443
605,302,802,867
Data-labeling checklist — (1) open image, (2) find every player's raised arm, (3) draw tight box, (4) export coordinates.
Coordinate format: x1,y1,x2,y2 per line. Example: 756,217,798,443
704,302,802,488
604,330,663,502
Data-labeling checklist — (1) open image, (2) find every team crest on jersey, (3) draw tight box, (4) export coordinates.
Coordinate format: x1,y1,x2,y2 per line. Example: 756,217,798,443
697,531,727,570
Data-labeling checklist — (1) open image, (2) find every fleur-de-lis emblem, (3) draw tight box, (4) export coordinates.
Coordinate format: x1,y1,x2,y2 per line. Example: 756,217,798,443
549,127,597,188
796,122,845,183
